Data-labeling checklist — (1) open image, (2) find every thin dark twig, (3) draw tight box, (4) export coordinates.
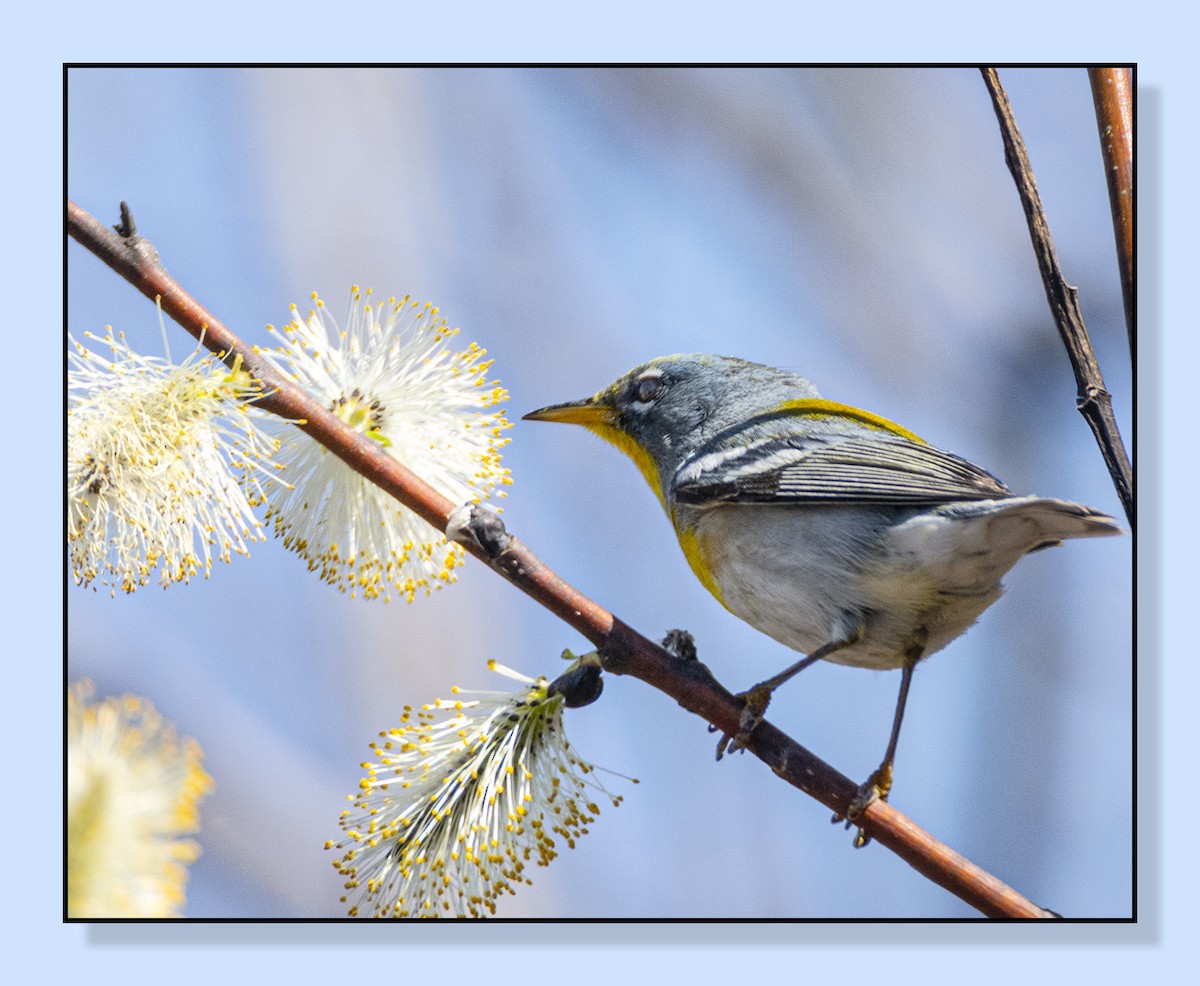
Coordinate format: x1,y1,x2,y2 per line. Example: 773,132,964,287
67,198,1057,919
980,69,1133,526
1088,67,1135,357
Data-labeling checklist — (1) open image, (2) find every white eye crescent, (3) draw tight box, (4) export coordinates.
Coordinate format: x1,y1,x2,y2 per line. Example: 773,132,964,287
633,370,665,404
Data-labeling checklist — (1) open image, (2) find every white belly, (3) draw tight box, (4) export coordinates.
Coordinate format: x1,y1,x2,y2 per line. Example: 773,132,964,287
683,503,1010,671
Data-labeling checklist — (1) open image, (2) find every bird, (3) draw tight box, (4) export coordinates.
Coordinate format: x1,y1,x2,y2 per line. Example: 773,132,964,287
524,353,1122,844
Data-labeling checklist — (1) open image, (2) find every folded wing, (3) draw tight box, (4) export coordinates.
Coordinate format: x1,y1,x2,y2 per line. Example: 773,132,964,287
673,432,1013,507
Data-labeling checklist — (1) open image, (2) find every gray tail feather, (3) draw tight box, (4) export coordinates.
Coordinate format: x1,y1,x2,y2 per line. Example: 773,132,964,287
947,495,1125,548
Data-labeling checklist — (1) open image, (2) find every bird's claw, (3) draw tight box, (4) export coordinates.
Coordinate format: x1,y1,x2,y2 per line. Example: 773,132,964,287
831,765,893,847
713,685,773,761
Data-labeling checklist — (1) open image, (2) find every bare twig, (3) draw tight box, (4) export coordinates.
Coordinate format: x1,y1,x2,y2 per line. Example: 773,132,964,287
68,198,1057,919
1088,67,1134,356
980,68,1134,526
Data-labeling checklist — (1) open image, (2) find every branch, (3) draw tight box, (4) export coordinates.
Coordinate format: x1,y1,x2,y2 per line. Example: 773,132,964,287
67,198,1056,919
1087,67,1134,356
980,69,1134,527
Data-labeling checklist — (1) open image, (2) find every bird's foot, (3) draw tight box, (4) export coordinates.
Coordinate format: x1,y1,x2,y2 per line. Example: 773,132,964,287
832,763,893,848
713,684,773,760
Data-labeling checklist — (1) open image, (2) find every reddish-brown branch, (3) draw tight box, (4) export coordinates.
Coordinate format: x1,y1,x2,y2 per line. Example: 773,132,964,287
1088,67,1134,355
980,69,1133,526
67,198,1056,919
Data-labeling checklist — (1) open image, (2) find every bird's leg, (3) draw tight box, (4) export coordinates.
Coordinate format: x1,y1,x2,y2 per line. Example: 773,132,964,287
715,631,859,760
836,629,927,848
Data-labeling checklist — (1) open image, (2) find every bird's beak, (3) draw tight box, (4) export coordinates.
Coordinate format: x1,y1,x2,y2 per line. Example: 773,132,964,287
522,395,615,427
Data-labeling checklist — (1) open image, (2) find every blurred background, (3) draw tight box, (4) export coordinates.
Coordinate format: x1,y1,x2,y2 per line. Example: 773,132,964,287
66,67,1132,918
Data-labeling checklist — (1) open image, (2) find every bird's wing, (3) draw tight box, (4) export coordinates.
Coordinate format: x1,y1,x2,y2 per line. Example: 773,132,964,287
672,431,1013,507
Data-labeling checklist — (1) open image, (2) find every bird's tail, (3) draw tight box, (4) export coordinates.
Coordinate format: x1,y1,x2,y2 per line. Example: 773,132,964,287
946,495,1124,553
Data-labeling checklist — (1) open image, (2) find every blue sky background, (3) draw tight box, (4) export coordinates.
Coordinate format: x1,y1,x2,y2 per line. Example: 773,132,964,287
15,0,1188,969
66,65,1132,921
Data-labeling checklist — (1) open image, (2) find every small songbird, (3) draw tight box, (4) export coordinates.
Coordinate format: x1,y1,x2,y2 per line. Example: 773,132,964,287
525,353,1122,843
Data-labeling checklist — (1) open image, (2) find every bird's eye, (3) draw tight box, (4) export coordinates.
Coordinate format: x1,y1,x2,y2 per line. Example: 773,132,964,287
633,371,665,404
